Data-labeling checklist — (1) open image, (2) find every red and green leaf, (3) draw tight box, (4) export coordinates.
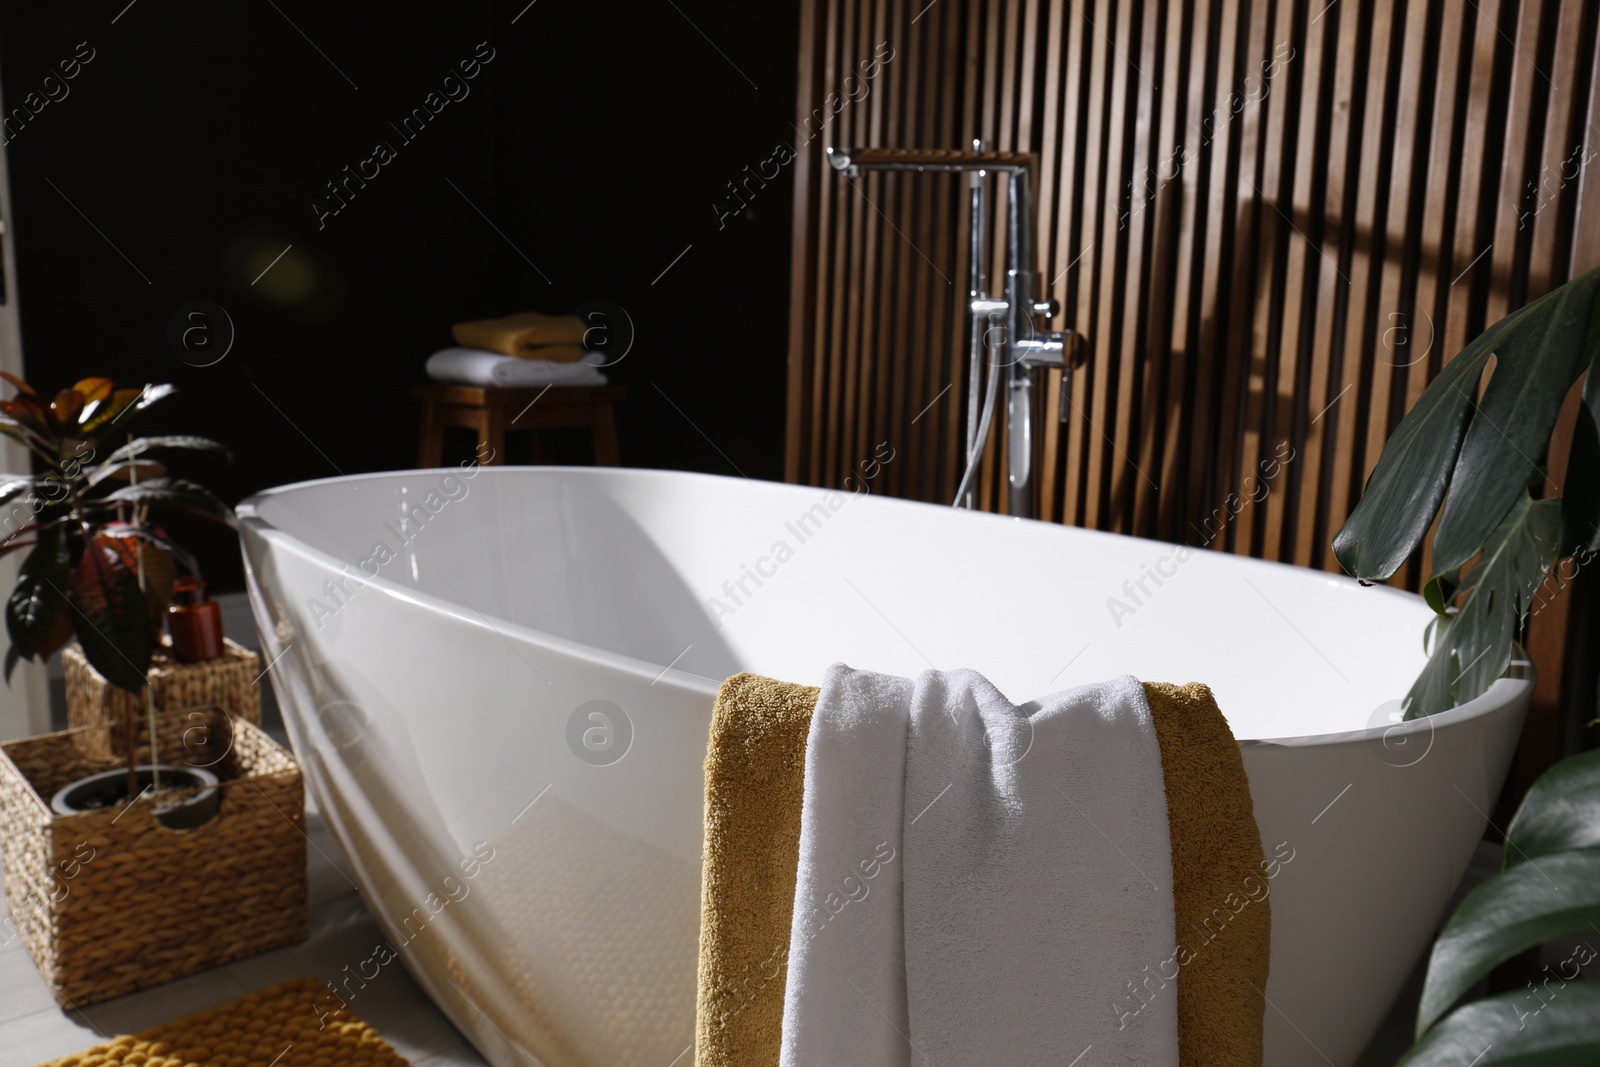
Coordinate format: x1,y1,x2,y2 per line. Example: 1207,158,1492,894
0,396,53,441
101,523,199,581
96,528,175,613
67,533,155,693
0,372,37,397
4,526,75,678
48,389,84,430
70,378,113,408
78,387,145,435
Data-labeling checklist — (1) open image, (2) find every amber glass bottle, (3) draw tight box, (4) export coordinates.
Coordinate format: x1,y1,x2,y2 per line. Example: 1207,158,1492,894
168,577,225,662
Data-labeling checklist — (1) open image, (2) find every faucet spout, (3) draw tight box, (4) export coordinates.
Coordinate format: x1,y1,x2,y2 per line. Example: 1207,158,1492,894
829,145,1089,516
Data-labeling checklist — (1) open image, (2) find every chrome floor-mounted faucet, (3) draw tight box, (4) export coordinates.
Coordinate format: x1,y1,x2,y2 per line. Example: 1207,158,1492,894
827,142,1084,516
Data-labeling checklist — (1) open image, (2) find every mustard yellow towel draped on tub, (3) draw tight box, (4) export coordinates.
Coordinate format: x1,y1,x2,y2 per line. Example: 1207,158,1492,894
694,676,1269,1067
695,673,820,1067
1143,681,1272,1067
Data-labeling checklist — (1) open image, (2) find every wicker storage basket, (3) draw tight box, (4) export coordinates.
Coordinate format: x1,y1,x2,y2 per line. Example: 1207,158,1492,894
0,708,309,1006
63,640,261,762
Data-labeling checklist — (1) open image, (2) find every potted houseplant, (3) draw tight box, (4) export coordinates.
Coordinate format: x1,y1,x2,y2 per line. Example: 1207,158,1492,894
0,374,235,823
0,375,309,1007
1335,267,1600,1060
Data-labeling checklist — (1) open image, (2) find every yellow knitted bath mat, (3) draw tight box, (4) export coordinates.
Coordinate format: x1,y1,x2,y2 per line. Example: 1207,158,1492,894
37,976,409,1066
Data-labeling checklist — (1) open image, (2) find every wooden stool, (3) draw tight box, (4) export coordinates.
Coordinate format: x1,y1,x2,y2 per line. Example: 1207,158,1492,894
412,383,624,467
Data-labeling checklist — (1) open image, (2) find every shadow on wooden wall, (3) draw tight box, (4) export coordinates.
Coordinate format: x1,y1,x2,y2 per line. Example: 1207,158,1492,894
784,0,1600,798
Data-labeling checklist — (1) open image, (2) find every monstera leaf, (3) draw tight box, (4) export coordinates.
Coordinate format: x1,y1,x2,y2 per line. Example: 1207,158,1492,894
1414,849,1600,1033
1402,985,1600,1066
1432,270,1600,573
1402,495,1560,718
1336,267,1600,582
1335,266,1600,720
1559,352,1600,554
1332,338,1496,581
67,533,155,693
1504,748,1600,862
1405,751,1600,1063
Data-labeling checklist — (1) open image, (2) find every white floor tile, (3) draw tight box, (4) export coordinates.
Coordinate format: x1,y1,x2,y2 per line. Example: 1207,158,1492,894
0,942,60,1026
0,807,487,1067
0,1005,103,1067
73,966,251,1037
413,1039,493,1067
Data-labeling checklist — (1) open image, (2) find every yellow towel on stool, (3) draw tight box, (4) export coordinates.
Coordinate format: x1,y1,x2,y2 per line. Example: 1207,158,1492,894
452,311,587,358
695,673,819,1067
1144,681,1271,1067
695,676,1269,1067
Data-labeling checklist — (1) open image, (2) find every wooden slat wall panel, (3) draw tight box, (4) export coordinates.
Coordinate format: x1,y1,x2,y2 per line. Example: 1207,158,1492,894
784,0,1600,749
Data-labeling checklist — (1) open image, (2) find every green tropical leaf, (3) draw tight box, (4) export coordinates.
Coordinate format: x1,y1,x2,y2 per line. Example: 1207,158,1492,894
1560,339,1600,554
1415,848,1600,1034
1332,342,1495,581
103,477,236,527
105,435,230,464
1505,748,1600,866
1403,982,1600,1065
67,533,154,693
1403,494,1559,718
1431,267,1600,575
1422,566,1462,615
3,525,73,669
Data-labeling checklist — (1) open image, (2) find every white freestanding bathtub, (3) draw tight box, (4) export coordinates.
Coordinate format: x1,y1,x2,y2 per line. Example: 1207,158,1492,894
237,467,1529,1067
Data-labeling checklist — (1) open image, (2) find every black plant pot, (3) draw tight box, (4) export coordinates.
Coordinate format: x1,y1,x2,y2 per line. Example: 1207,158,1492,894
50,765,221,830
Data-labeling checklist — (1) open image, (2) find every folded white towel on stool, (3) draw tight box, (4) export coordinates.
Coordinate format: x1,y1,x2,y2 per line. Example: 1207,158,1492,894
780,667,1179,1067
424,347,607,388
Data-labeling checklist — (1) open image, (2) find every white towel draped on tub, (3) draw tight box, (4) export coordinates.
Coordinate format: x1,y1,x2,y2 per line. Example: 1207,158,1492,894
424,347,607,388
780,666,1180,1067
779,665,914,1067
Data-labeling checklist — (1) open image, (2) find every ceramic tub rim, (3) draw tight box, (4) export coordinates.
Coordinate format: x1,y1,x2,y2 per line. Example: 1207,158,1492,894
237,465,1534,750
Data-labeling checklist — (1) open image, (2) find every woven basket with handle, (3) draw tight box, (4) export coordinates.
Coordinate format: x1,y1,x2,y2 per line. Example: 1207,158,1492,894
0,707,309,1006
62,639,261,762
